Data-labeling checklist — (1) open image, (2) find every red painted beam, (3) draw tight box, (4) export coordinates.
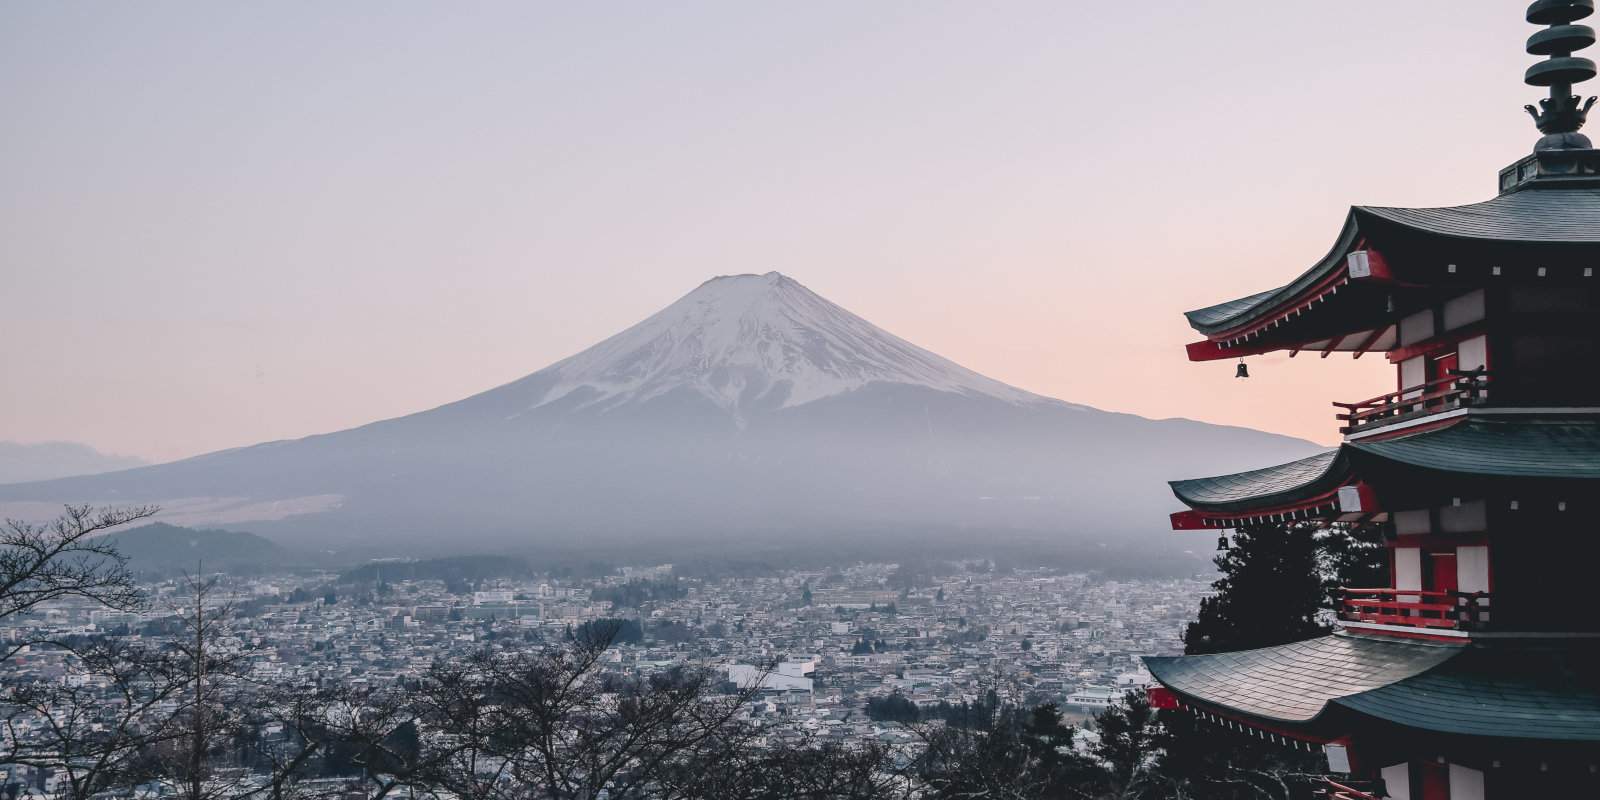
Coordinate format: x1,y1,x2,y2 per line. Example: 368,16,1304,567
1185,339,1289,362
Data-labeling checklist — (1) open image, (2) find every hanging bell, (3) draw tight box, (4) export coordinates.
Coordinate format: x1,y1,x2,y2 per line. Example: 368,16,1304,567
1234,359,1250,379
1216,534,1230,551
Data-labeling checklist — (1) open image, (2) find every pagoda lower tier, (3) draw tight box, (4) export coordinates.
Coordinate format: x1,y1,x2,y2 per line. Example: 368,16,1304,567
1143,635,1600,798
1153,412,1600,796
1168,413,1600,637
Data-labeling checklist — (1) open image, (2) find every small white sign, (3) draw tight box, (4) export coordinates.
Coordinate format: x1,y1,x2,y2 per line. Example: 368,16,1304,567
1336,485,1363,513
1326,743,1352,773
1347,251,1372,279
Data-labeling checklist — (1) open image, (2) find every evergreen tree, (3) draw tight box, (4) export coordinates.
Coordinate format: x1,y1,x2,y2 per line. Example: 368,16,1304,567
1093,691,1161,798
1155,520,1389,798
1182,522,1327,655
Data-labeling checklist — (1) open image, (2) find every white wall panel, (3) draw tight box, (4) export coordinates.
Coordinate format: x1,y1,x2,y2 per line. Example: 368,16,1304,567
1401,356,1426,399
1395,547,1422,604
1457,546,1490,594
1381,763,1412,800
1449,763,1485,800
1458,334,1488,371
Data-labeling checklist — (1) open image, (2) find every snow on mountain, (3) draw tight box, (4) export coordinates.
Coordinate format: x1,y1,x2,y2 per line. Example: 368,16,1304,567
0,271,1324,561
533,272,1057,420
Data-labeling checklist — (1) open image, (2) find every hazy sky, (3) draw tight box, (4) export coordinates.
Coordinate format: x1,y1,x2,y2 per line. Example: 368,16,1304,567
1,2,1544,462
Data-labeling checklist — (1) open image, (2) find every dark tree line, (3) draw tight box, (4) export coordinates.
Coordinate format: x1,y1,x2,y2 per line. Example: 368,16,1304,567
590,578,688,609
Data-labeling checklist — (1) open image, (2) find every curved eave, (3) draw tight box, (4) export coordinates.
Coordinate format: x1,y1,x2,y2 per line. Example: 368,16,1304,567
1142,635,1460,725
1170,451,1344,511
1184,188,1600,344
1184,212,1362,338
1148,637,1600,743
1173,418,1600,527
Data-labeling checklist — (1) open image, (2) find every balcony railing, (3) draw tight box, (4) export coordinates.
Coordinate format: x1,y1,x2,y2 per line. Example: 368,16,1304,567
1334,369,1490,434
1337,587,1491,632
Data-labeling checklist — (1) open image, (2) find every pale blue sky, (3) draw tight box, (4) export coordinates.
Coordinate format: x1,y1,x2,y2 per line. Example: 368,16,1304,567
2,2,1541,460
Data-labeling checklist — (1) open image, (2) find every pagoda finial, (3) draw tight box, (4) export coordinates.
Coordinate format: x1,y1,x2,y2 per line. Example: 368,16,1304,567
1524,0,1598,150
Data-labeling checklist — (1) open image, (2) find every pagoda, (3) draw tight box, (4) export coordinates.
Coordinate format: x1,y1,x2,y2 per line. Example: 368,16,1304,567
1142,3,1600,798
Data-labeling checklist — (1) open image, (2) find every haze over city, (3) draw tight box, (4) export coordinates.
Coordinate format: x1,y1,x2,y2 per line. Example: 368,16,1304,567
0,2,1534,463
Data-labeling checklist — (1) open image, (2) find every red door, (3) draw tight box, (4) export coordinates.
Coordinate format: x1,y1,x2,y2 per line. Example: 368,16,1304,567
1419,761,1449,800
1427,550,1458,593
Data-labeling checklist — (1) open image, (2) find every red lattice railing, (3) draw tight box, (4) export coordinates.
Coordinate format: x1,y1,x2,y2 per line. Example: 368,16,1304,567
1337,587,1490,631
1319,778,1383,800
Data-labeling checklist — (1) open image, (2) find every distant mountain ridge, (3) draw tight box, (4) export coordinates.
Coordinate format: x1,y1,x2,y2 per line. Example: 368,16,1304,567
103,522,293,576
0,441,145,485
0,273,1321,561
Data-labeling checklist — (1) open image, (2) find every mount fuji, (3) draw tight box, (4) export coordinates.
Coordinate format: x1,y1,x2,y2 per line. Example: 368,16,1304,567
0,273,1318,563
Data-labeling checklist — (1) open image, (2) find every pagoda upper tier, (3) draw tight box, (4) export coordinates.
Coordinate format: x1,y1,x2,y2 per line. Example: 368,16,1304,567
1184,178,1600,363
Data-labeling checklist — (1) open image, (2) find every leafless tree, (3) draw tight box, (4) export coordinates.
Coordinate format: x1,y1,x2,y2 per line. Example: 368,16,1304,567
141,566,253,800
404,621,774,800
123,566,323,800
0,638,191,799
658,737,917,800
0,504,157,657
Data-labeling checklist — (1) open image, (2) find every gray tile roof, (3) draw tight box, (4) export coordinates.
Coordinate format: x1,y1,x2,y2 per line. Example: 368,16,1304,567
1184,289,1281,331
1184,188,1600,335
1148,636,1600,742
1357,189,1600,243
1348,418,1600,479
1144,635,1461,723
1168,450,1342,512
1334,643,1600,741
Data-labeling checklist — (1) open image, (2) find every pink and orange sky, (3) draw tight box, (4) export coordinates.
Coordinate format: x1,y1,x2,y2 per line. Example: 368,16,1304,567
1,2,1547,462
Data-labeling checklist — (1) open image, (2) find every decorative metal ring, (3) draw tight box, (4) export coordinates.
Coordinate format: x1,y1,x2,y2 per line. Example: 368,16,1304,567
1527,24,1596,55
1528,0,1595,26
1525,55,1598,86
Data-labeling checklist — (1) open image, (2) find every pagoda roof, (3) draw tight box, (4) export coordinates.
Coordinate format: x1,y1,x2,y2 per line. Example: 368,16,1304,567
1170,417,1600,525
1143,634,1459,724
1346,417,1600,479
1184,215,1360,337
1185,187,1600,340
1360,187,1600,244
1169,451,1343,513
1147,636,1600,742
1336,643,1600,741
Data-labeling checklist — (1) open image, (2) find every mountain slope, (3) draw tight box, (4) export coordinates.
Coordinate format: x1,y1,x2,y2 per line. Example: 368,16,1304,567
0,273,1321,559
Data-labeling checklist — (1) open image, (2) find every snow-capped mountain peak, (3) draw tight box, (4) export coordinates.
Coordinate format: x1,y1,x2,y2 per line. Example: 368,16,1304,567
534,272,1047,416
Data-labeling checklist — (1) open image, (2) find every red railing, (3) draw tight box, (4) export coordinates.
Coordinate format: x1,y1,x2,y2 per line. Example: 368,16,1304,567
1337,587,1490,631
1334,369,1489,434
1319,778,1383,800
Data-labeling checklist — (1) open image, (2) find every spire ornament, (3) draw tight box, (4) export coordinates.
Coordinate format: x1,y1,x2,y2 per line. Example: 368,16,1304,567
1524,0,1599,150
